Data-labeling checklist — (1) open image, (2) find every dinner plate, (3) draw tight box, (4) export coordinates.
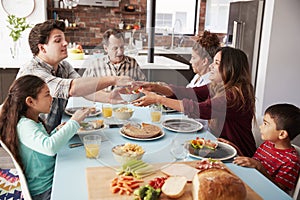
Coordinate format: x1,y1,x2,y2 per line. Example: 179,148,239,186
162,118,203,132
65,107,101,117
187,141,237,161
162,106,177,113
119,129,165,141
77,123,106,135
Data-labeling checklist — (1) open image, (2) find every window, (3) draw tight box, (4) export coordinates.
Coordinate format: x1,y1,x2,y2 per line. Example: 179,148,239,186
205,0,238,33
147,0,199,35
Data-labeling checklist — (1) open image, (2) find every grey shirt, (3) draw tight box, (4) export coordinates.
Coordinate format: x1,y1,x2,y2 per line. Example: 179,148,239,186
17,56,80,132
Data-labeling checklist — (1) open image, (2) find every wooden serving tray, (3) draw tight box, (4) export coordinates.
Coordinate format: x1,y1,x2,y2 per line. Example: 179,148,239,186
86,161,262,200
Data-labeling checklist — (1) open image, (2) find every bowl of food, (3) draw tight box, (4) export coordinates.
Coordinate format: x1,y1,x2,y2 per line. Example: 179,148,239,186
119,86,141,103
113,107,134,120
112,143,145,164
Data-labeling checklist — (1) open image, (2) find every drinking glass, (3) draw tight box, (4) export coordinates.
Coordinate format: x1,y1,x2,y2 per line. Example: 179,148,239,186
102,103,112,118
150,104,162,123
170,139,189,161
83,135,101,159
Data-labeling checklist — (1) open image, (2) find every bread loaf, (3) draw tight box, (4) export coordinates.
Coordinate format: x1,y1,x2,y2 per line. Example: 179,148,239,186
122,123,162,139
162,176,187,198
192,168,247,200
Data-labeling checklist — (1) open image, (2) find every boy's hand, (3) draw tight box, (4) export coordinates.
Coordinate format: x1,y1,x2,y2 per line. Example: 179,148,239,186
233,156,262,169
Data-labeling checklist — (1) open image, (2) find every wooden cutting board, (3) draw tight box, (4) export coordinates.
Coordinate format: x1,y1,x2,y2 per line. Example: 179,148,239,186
86,161,262,200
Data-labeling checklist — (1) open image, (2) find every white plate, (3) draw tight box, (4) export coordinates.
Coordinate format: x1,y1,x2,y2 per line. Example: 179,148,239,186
162,118,203,132
119,129,165,141
187,141,237,161
77,123,106,135
65,107,101,117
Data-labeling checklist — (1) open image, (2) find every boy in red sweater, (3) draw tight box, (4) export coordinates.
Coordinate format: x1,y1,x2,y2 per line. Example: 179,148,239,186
233,103,300,193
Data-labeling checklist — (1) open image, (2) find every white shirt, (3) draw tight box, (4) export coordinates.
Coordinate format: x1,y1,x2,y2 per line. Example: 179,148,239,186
186,72,211,88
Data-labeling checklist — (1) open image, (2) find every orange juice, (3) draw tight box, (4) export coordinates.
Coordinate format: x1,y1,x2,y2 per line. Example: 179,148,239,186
85,144,100,158
102,106,112,118
151,111,161,122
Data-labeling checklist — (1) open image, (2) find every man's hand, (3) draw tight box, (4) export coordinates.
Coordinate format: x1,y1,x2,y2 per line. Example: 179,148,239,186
115,76,133,86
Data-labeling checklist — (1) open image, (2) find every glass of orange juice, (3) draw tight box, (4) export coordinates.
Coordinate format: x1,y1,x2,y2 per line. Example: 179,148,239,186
150,104,162,123
83,135,101,159
102,103,112,118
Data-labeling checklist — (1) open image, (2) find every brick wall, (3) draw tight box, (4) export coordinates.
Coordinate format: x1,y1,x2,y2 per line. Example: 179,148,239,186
47,0,225,47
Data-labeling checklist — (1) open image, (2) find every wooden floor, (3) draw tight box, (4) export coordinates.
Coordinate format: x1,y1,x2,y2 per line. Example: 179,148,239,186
0,146,15,168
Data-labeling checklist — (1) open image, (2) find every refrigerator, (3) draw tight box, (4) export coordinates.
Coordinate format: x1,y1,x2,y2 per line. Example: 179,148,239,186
226,0,264,89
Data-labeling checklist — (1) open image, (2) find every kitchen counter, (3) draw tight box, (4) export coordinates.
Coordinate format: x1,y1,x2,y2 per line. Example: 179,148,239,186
0,54,189,70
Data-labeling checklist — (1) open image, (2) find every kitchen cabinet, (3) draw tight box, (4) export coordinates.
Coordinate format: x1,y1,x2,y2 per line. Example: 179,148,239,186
0,69,18,103
114,10,146,30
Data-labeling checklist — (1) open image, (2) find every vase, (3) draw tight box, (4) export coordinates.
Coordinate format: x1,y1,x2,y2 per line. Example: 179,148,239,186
10,40,20,59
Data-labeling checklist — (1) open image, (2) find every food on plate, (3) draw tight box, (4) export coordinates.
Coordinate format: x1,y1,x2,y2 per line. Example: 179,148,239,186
195,158,224,171
133,185,161,200
162,176,187,199
192,159,247,200
117,159,155,179
121,123,162,139
110,175,143,195
89,107,96,114
79,119,104,131
148,176,167,189
190,137,218,150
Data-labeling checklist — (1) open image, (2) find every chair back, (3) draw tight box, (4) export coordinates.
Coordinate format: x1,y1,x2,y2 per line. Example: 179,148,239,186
0,140,32,200
292,144,300,200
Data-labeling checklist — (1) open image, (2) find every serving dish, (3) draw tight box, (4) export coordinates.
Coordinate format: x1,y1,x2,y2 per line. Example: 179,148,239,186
187,141,237,161
65,107,101,117
162,118,203,133
119,129,165,141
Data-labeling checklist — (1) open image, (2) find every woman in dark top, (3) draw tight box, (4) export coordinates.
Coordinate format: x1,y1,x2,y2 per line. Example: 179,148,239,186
133,47,256,157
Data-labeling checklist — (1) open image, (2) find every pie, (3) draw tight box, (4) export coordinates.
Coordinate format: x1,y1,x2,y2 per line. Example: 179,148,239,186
121,123,162,139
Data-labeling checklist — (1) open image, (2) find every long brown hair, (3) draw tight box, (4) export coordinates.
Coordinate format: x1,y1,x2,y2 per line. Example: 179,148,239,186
215,47,255,115
0,75,46,169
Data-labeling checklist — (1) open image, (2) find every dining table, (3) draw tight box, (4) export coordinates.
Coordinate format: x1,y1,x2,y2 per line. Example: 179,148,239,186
50,97,292,200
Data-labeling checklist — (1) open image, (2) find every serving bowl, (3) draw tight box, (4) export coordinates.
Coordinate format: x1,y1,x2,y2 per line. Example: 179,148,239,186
112,143,145,164
119,87,140,102
113,107,134,120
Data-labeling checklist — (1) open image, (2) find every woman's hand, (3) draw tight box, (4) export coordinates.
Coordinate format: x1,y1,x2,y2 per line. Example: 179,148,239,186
109,87,126,104
132,89,161,106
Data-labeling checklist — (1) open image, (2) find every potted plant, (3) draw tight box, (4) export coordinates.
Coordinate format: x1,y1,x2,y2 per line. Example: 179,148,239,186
6,15,31,58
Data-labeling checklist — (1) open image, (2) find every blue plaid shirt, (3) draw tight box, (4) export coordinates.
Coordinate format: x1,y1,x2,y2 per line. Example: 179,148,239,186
17,56,80,132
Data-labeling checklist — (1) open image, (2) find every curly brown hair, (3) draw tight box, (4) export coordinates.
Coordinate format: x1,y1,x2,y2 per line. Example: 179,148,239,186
193,30,220,63
28,19,65,55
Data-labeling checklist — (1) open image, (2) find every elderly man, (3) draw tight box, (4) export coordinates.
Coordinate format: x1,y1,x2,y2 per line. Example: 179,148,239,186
17,20,132,132
83,28,146,93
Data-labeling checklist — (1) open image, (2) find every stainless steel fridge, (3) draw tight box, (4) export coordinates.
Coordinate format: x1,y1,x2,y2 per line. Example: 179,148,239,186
226,0,264,89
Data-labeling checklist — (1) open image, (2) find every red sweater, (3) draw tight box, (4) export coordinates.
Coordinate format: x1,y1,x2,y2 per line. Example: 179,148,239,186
253,141,300,191
170,84,256,157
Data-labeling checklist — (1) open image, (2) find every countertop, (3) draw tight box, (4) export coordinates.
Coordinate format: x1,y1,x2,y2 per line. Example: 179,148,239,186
0,47,191,70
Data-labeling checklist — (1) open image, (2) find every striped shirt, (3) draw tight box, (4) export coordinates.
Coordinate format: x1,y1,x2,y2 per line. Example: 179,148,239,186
253,141,300,191
82,55,146,92
17,56,80,132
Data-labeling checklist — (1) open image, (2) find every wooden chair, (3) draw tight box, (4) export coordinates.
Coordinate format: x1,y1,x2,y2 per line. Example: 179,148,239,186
291,144,300,200
0,140,32,200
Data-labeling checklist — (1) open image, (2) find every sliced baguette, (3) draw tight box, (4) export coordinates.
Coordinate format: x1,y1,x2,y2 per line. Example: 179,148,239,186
162,176,187,198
